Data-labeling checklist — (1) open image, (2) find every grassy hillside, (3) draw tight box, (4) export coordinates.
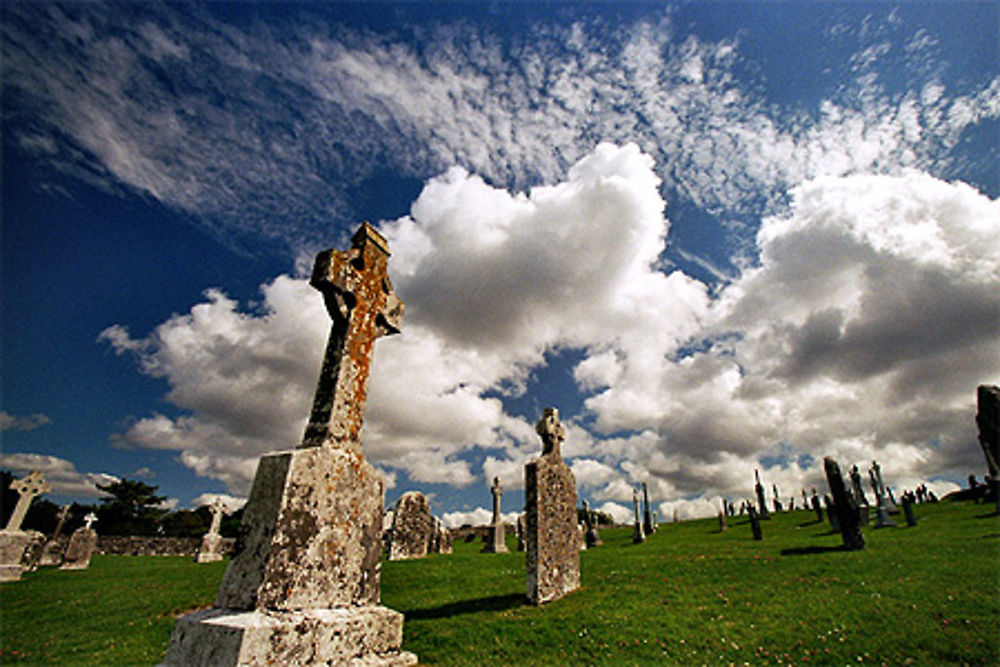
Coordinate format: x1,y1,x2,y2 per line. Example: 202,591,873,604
1,500,997,665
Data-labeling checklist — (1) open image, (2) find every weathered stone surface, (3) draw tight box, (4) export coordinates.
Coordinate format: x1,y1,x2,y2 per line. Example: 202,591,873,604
61,527,98,570
162,606,416,666
197,533,225,564
429,518,452,555
388,492,432,561
525,408,580,605
36,505,71,567
0,530,33,581
823,457,864,551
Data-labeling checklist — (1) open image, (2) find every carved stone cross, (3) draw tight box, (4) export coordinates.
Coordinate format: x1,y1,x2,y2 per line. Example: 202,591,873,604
5,471,50,531
535,407,565,458
83,512,97,530
302,223,404,450
209,498,225,535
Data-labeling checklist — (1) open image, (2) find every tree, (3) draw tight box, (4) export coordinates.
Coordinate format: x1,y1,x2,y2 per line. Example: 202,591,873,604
95,478,167,536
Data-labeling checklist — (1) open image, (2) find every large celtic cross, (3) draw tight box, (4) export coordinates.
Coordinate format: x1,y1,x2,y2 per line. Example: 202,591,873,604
6,470,50,531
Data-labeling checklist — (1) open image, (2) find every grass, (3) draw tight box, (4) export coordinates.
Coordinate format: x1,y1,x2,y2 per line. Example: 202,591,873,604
2,500,997,665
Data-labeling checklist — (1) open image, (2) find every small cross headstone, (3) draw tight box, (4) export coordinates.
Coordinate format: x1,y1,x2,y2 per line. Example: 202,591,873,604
38,505,72,567
61,513,99,570
632,488,646,544
482,477,509,554
195,499,228,564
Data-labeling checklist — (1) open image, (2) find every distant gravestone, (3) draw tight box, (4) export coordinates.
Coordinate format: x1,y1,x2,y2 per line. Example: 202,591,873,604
195,498,227,564
811,489,824,522
516,513,526,552
162,223,414,666
631,488,646,544
482,477,509,554
525,407,580,605
0,470,51,581
901,494,917,527
642,482,654,535
747,505,762,541
61,513,98,570
824,495,840,532
850,465,869,507
389,492,433,560
772,484,782,513
823,458,864,551
38,505,71,567
754,470,771,519
583,500,602,548
432,518,452,555
976,385,999,514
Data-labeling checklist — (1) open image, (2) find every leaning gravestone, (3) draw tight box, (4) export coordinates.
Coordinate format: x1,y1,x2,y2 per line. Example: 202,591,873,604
0,470,51,581
388,492,432,560
823,458,864,551
525,407,580,605
754,470,771,519
642,482,655,535
482,477,509,553
195,498,227,564
977,385,999,514
631,488,646,544
61,513,98,570
38,504,71,567
824,495,840,532
162,223,414,666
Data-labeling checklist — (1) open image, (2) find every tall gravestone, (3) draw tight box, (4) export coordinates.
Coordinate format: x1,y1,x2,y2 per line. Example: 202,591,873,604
524,407,580,605
977,385,1000,514
823,458,865,550
195,498,227,563
754,470,771,519
0,470,50,581
811,489,824,522
631,488,646,544
583,500,602,548
482,477,508,553
642,482,655,535
388,492,432,561
747,505,762,541
772,484,782,513
61,513,98,570
850,465,869,507
162,223,415,666
516,513,526,552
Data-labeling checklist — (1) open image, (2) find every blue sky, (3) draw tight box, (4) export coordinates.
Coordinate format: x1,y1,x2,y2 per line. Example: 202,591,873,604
2,2,998,524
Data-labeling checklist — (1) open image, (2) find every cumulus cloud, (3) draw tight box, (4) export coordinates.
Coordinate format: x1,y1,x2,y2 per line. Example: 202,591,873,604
0,412,52,432
440,508,520,529
0,453,118,499
190,492,246,513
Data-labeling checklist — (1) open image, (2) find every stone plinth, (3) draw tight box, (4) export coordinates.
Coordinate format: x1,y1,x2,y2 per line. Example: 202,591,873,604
525,408,579,605
196,533,225,563
388,492,432,561
0,530,34,581
61,527,98,570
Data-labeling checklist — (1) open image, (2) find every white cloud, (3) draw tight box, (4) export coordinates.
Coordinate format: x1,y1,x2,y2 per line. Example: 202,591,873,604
0,412,52,432
440,507,521,529
0,453,118,499
190,493,246,513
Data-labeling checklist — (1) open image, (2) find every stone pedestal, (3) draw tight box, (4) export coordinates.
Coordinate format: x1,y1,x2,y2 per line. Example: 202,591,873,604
0,530,34,581
61,527,98,570
196,533,225,563
525,454,579,605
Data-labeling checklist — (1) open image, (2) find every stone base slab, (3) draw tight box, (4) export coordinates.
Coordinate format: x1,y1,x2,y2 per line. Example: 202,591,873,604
161,605,417,666
0,530,33,581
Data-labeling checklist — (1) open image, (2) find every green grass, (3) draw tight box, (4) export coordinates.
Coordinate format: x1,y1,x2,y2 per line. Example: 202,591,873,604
2,501,998,665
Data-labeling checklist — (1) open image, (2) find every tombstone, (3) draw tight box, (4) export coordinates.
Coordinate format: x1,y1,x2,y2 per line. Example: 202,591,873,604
718,499,728,531
747,505,762,541
61,513,99,570
431,518,452,555
583,500,602,548
524,407,580,605
38,505,71,567
162,223,415,666
0,470,51,581
870,460,894,510
801,488,809,511
195,498,228,564
631,488,646,544
388,492,433,560
850,465,869,506
772,484,782,513
823,495,840,532
577,523,587,551
754,470,771,519
642,482,655,535
901,494,917,527
516,513,526,552
977,385,1000,513
482,477,509,554
810,489,824,522
822,458,865,551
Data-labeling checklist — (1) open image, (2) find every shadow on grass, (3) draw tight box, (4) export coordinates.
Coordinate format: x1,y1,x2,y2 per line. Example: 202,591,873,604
780,545,848,556
405,593,526,621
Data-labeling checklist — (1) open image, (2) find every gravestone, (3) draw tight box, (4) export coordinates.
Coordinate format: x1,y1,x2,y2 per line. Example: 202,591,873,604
516,514,526,552
719,498,728,531
747,505,762,541
823,458,865,550
524,407,580,605
869,460,894,510
0,470,51,581
976,385,999,513
583,500,602,548
901,493,917,527
196,498,228,563
754,470,771,519
61,513,98,570
642,482,654,535
38,505,71,567
811,489,824,522
388,492,433,560
162,223,415,666
482,477,509,553
772,484,782,513
824,495,840,532
631,488,646,544
850,465,869,506
431,518,452,555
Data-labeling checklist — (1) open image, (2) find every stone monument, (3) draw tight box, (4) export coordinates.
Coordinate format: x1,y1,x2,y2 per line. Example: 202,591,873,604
823,458,864,551
0,470,50,581
429,517,452,555
583,500,602,548
388,492,432,561
810,489,824,522
61,513,98,570
631,488,646,544
516,513,526,552
977,385,999,514
642,482,654,535
38,504,71,567
524,407,580,605
482,477,508,554
850,465,869,506
162,223,415,666
195,498,228,564
754,470,771,519
747,505,762,541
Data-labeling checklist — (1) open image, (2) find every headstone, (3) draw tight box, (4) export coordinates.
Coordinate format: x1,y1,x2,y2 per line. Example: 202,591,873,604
642,482,654,535
162,223,415,666
653,511,659,529
38,505,71,567
516,514,526,552
524,407,580,605
747,505,762,541
801,488,809,511
901,494,917,527
61,513,98,570
0,470,51,581
389,492,433,560
850,465,869,506
772,484,782,513
196,498,228,564
811,489,824,522
583,500,602,548
754,470,771,519
718,499,727,531
432,518,452,555
976,385,999,514
824,495,840,532
631,488,645,544
822,458,865,550
870,460,894,510
482,477,508,553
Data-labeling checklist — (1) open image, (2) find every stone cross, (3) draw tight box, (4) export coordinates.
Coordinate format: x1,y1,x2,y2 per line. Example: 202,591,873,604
483,477,508,553
83,512,97,530
5,471,50,531
301,223,404,451
536,407,566,459
632,488,645,544
208,499,225,535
